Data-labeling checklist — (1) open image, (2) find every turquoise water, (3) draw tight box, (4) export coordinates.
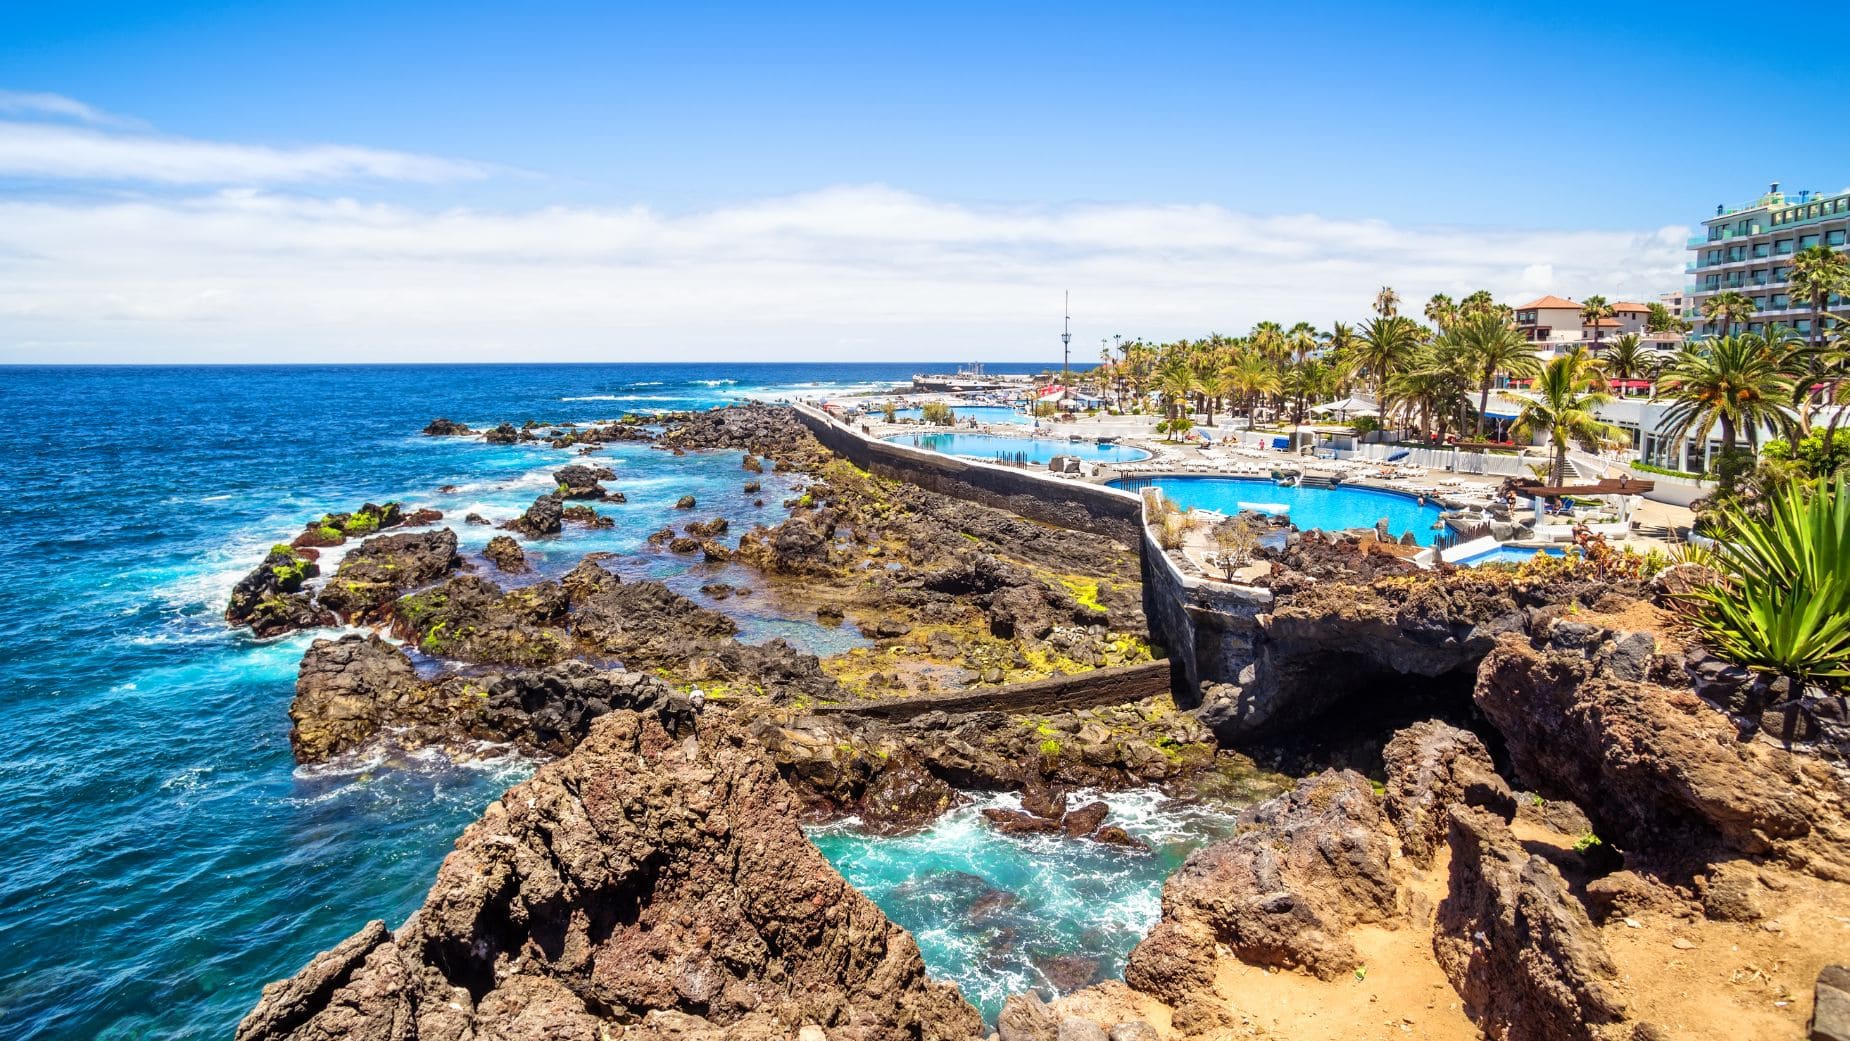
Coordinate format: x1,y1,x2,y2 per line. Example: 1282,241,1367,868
895,405,1030,425
892,431,1151,465
1460,545,1568,566
809,788,1240,1022
0,361,1083,1041
1111,475,1446,545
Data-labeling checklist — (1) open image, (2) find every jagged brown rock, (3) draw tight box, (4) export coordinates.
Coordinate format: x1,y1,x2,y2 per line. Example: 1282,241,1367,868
1132,769,1398,981
483,533,528,573
1433,806,1629,1041
1381,719,1516,866
237,711,982,1041
1475,627,1850,880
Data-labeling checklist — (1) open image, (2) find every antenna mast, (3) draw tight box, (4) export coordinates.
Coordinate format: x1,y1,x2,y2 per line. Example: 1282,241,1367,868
1060,291,1071,385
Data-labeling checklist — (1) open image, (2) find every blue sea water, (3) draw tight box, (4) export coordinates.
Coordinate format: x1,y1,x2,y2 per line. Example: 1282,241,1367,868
891,431,1152,465
809,789,1239,1023
1111,475,1447,545
0,361,1101,1041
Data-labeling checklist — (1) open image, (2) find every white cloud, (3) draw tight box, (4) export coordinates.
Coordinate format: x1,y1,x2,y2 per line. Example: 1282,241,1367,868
0,119,487,184
0,89,143,128
0,185,1691,362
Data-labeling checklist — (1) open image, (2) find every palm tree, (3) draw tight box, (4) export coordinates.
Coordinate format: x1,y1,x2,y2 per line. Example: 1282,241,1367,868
1249,321,1287,362
1193,360,1230,427
1657,333,1799,481
1597,333,1656,382
1580,294,1615,354
1373,286,1400,319
1513,351,1618,485
1789,244,1850,350
1280,360,1332,427
1390,346,1472,442
1350,316,1422,434
1445,312,1542,439
1224,352,1280,430
1424,293,1457,332
1285,322,1320,363
1458,290,1497,321
1702,290,1757,341
1156,354,1196,435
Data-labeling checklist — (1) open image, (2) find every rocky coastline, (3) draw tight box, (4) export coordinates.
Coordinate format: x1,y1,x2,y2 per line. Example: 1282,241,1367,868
231,403,1850,1041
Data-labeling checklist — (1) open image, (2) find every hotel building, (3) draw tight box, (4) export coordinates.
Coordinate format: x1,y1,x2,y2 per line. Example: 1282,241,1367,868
1687,182,1850,338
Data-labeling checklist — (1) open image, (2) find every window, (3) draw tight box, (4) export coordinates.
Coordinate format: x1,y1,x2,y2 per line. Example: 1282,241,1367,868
1775,239,1794,255
1727,245,1746,261
1708,249,1723,264
1773,294,1789,308
1800,233,1820,248
1754,243,1770,258
1705,275,1720,289
1797,319,1812,333
1830,230,1847,247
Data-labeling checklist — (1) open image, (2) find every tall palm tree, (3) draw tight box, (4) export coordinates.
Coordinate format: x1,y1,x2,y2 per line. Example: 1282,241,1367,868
1224,352,1280,430
1789,243,1850,350
1513,351,1618,485
1373,286,1400,319
1580,294,1615,354
1657,333,1799,480
1445,312,1542,439
1424,293,1457,332
1458,290,1497,321
1702,289,1757,341
1391,345,1472,442
1285,322,1320,363
1249,321,1287,362
1351,316,1422,434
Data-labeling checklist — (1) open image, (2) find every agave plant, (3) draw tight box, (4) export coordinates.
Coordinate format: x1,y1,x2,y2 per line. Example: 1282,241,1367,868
1684,475,1850,690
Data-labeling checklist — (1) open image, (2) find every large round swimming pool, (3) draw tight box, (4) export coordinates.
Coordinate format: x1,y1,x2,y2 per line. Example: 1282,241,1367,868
894,405,1030,425
1110,475,1446,545
893,432,1151,465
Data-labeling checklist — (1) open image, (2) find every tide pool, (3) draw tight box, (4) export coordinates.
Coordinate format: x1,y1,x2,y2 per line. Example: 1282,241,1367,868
809,788,1240,1023
1111,475,1446,545
891,431,1151,465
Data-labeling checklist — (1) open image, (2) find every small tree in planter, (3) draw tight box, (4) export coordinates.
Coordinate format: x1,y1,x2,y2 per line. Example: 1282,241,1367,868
919,401,956,425
1212,516,1258,580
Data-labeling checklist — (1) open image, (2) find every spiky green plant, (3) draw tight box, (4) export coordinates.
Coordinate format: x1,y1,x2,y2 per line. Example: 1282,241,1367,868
1684,475,1850,690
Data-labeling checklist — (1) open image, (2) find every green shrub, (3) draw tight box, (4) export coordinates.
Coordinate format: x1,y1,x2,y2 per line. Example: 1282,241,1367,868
1683,475,1850,691
1630,459,1708,480
919,401,956,425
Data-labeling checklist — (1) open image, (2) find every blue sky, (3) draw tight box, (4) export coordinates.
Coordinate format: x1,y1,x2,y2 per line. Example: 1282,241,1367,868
1,1,1844,362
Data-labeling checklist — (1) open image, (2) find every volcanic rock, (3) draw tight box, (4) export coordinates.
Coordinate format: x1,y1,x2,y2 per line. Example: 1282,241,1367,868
482,534,527,573
225,545,332,637
314,528,462,623
1433,805,1628,1041
1132,769,1398,980
1381,719,1516,866
553,463,615,499
237,712,981,1040
502,492,564,536
421,417,472,436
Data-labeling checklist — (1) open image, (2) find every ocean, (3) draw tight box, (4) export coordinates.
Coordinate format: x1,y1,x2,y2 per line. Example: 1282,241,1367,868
0,362,1214,1039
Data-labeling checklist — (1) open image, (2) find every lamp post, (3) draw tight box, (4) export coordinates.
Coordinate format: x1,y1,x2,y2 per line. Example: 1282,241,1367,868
1060,291,1071,386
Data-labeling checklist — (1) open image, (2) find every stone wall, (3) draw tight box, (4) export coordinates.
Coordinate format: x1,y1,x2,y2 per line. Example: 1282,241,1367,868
791,403,1142,543
1138,513,1272,711
813,660,1172,721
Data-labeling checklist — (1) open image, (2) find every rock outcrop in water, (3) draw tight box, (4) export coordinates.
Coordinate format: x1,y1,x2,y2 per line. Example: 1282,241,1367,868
238,711,983,1041
314,529,464,623
290,632,679,760
225,545,334,638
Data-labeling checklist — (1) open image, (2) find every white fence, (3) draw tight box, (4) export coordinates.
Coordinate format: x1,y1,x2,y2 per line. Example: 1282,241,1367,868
1331,442,1534,476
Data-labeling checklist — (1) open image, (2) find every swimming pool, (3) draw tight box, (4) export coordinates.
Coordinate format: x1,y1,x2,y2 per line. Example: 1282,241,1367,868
893,432,1151,465
1109,475,1446,545
894,405,1030,425
1457,545,1569,566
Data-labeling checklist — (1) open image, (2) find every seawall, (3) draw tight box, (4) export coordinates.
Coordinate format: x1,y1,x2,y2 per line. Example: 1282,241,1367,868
790,403,1143,544
812,660,1172,721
